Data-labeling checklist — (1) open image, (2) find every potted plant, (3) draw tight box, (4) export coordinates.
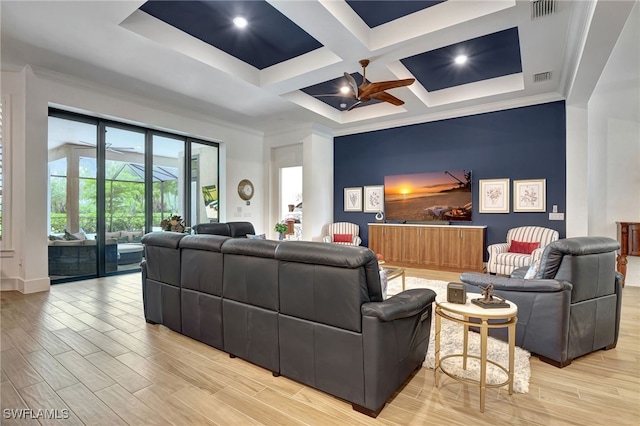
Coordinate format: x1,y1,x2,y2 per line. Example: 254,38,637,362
160,214,186,233
274,222,288,240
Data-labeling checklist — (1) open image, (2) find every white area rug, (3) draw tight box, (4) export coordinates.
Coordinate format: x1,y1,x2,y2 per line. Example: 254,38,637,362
387,276,531,393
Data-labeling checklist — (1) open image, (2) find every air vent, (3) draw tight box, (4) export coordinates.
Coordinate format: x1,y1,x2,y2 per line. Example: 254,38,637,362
533,71,552,83
531,0,556,19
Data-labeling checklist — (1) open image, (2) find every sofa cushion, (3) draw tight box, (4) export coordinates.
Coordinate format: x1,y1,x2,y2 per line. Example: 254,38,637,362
64,229,86,241
509,240,539,254
121,231,143,243
105,231,121,240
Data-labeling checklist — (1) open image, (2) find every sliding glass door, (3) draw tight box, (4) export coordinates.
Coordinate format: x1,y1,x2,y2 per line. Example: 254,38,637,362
48,116,99,280
47,110,219,283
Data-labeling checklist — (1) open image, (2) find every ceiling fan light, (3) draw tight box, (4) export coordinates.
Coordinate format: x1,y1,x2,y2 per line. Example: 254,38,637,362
233,16,248,28
340,85,351,94
454,55,468,65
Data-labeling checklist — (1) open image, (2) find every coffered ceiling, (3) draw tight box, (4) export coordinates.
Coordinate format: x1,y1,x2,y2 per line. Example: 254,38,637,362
0,1,632,135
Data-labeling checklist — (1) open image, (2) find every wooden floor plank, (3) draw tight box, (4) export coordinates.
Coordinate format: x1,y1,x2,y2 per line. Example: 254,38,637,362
17,381,84,425
0,381,40,425
25,328,72,356
94,384,165,426
23,350,78,391
56,383,128,426
54,351,115,392
51,328,101,356
172,385,263,425
85,351,152,394
78,328,130,357
0,270,638,425
133,384,218,426
0,349,44,390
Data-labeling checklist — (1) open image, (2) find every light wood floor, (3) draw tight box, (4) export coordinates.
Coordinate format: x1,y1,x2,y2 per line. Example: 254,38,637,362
1,270,638,425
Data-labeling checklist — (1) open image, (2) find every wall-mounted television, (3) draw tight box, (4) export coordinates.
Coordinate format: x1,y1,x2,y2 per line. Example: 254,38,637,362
383,170,472,222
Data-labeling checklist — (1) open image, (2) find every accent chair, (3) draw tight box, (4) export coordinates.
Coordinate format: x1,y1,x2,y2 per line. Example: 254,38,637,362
323,222,362,246
487,226,559,275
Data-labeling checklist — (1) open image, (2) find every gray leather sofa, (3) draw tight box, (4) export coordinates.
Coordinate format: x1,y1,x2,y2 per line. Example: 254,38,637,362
460,236,622,367
192,221,255,237
140,232,436,416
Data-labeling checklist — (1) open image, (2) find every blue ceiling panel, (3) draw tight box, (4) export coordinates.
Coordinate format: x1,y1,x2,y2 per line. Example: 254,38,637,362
139,0,323,70
346,0,446,28
401,27,522,91
301,73,381,110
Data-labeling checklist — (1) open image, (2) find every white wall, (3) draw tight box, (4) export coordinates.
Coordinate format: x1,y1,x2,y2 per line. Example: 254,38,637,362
264,124,333,241
566,3,640,286
1,67,264,293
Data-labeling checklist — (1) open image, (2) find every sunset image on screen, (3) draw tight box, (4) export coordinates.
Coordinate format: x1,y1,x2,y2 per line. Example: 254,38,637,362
383,170,472,222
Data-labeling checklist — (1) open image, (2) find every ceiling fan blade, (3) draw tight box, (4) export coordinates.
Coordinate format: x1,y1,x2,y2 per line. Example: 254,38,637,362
371,91,405,106
347,100,363,111
360,78,415,98
344,72,359,99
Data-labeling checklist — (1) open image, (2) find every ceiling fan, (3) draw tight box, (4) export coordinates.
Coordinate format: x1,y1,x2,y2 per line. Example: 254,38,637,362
342,59,415,111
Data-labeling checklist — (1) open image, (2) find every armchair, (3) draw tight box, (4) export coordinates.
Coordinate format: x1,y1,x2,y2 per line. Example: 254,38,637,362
323,222,361,246
487,226,559,275
461,237,622,367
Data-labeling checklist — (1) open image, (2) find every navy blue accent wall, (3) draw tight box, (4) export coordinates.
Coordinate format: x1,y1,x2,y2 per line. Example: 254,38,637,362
334,101,566,256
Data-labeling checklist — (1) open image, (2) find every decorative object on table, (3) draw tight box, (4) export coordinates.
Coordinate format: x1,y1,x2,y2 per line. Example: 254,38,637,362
343,187,362,212
160,214,186,233
479,178,509,213
513,179,546,212
384,278,530,394
274,222,288,240
363,185,384,213
237,179,254,201
446,282,467,304
471,283,510,308
375,211,384,222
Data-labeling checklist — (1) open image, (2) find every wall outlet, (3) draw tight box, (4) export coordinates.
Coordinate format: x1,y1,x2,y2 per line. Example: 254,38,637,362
549,212,564,220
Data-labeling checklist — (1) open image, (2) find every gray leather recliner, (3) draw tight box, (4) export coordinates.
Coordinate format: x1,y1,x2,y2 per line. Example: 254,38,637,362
460,236,622,367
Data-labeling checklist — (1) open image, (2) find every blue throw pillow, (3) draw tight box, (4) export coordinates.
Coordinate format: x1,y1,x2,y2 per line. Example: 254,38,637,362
246,233,266,239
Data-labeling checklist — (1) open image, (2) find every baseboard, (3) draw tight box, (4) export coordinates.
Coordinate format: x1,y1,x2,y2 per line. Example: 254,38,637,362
1,277,19,291
0,277,50,293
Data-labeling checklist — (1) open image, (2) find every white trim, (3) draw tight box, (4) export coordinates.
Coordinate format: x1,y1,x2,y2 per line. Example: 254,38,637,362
0,95,12,251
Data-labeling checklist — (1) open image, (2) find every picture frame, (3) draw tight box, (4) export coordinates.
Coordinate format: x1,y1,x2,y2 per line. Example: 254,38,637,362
363,185,384,213
344,187,362,212
514,179,546,212
479,179,509,213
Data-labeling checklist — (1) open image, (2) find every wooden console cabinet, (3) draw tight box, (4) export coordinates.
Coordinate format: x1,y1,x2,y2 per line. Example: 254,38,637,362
616,221,639,287
368,224,486,272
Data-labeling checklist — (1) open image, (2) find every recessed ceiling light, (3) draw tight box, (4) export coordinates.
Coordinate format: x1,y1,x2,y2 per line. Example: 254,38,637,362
340,86,351,94
454,55,468,65
233,16,248,28
340,103,347,109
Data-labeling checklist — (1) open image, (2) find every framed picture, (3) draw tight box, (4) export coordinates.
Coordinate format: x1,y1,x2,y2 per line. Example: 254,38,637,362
479,179,509,213
344,187,362,212
364,185,384,213
514,179,546,212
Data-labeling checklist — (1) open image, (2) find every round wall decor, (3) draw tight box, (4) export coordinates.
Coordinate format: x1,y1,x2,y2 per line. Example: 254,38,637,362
237,179,254,201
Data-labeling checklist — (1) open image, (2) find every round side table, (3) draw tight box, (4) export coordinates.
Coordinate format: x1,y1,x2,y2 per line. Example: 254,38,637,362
434,292,518,412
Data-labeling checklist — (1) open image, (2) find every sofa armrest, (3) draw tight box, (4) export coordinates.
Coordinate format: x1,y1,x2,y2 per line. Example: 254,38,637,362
530,247,545,262
460,272,571,293
362,289,436,321
488,242,509,256
352,235,362,246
